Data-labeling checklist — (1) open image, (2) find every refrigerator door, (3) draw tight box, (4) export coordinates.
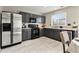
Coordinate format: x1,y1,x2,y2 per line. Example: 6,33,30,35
2,12,11,46
13,14,22,43
2,12,11,23
13,32,22,43
2,32,11,46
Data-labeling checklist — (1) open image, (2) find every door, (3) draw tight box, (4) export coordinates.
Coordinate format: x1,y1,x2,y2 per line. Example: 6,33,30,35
2,23,11,46
2,32,11,46
2,12,11,46
13,32,21,43
13,14,22,43
2,12,11,23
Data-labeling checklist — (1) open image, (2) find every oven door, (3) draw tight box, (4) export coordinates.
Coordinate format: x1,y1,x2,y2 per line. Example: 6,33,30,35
31,28,39,39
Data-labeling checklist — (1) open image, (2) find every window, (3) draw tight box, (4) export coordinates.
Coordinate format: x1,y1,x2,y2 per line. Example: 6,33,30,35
51,13,67,26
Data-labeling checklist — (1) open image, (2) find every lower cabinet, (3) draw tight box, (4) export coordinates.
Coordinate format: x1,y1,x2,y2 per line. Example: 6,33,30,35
39,28,44,37
43,28,61,41
43,28,75,41
22,29,31,41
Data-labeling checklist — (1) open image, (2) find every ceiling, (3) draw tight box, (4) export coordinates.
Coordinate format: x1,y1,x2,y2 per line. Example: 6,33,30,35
3,6,67,15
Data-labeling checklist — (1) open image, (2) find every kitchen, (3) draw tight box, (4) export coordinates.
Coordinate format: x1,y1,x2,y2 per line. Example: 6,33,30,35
0,6,79,53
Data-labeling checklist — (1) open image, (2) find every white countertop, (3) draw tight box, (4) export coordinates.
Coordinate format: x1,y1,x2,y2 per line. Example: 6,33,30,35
45,27,78,31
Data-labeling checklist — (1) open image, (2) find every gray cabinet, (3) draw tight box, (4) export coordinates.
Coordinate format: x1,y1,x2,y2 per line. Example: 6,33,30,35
22,29,31,41
26,13,30,23
19,12,45,24
39,29,44,37
43,28,75,41
19,12,30,23
36,16,45,24
44,28,61,41
41,16,45,23
30,14,37,18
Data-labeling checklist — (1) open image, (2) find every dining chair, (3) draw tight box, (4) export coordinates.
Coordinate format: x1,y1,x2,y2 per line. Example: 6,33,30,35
60,31,71,53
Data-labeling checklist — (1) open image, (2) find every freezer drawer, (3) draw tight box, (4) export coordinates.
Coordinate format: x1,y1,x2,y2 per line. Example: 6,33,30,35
13,32,22,44
2,32,11,46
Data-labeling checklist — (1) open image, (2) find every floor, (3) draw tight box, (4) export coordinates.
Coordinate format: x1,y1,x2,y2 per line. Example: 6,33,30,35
1,37,63,53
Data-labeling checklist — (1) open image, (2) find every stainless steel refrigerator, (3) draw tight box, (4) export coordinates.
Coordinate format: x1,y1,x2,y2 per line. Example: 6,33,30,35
1,12,22,47
12,13,22,44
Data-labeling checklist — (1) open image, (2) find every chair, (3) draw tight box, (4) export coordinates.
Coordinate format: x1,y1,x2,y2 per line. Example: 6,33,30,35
60,31,71,53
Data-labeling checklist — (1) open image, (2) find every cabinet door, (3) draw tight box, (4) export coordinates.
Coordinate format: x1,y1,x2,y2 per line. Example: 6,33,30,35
43,28,49,37
30,14,37,18
36,17,42,23
22,29,31,41
41,16,45,23
27,29,31,39
40,29,44,37
36,16,45,24
19,13,26,23
26,13,30,23
51,29,61,41
43,28,61,41
19,12,30,23
22,29,28,41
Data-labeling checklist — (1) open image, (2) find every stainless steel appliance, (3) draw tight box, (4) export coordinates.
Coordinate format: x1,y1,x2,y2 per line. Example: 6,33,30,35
28,24,39,39
2,12,11,46
29,18,36,23
0,14,1,50
1,12,22,47
12,14,22,44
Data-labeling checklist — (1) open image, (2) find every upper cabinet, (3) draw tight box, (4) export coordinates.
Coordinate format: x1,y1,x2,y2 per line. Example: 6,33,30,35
19,12,30,23
36,16,45,24
19,12,45,24
41,16,45,23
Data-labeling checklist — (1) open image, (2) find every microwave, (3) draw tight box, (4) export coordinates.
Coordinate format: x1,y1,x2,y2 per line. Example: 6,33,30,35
29,18,36,23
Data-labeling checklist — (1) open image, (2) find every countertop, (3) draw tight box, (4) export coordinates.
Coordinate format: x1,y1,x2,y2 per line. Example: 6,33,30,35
22,27,78,31
44,27,78,31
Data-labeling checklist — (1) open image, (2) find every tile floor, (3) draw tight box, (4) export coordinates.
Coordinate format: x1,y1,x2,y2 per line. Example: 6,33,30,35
1,37,63,53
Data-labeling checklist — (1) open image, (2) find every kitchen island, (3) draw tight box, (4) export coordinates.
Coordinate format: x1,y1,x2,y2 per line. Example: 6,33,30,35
43,27,78,41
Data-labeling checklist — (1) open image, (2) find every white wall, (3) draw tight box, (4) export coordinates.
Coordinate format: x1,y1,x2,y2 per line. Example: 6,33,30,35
44,6,79,27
